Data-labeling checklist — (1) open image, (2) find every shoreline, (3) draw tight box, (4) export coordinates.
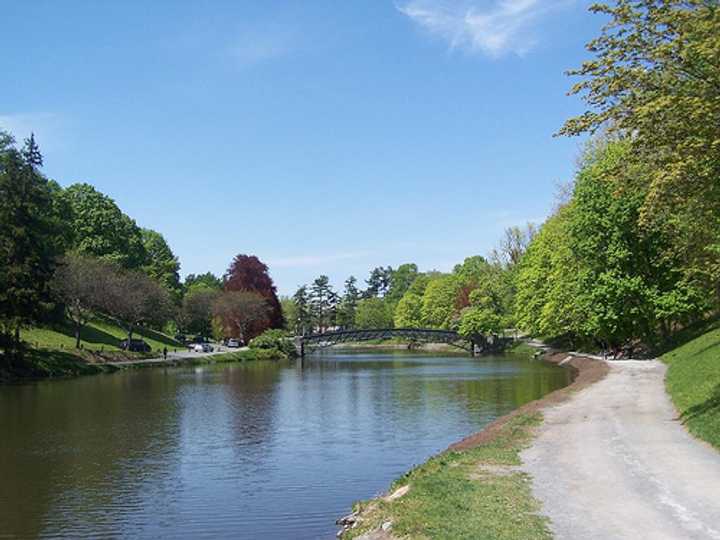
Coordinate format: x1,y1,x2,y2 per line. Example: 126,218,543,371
450,351,608,451
0,347,288,384
338,350,609,539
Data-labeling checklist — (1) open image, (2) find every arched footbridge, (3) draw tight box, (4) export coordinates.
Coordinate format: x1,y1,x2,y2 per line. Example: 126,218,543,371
295,328,512,357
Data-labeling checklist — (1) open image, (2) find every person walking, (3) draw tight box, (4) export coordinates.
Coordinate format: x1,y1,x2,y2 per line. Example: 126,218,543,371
162,347,168,361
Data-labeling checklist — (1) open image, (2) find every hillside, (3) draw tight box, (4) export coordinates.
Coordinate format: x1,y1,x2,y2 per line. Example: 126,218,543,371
22,317,183,354
663,322,720,450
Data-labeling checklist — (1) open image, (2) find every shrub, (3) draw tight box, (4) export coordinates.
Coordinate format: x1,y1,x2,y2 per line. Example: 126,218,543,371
248,329,296,357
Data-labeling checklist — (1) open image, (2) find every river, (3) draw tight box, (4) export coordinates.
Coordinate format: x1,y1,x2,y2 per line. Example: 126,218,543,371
0,349,570,539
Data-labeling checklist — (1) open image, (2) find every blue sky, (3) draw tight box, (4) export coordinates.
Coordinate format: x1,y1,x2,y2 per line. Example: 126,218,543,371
1,0,599,295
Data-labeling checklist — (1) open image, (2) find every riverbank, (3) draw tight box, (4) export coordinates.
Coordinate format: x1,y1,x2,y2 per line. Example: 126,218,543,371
0,346,289,383
339,351,607,539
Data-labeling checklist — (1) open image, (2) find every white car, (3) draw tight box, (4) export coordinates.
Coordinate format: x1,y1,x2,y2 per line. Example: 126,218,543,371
226,338,241,348
193,343,214,353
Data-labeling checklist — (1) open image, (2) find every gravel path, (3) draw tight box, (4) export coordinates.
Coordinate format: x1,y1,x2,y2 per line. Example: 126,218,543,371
521,360,720,540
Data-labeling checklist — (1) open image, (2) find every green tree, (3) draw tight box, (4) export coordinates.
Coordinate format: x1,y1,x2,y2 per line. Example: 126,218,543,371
180,287,219,337
421,275,459,329
386,263,418,304
336,276,360,328
364,266,393,298
141,228,181,296
458,306,503,339
280,296,297,332
62,183,146,269
560,0,720,304
354,297,393,329
183,272,222,294
393,274,432,328
0,133,65,363
309,275,337,332
515,205,588,343
292,285,312,335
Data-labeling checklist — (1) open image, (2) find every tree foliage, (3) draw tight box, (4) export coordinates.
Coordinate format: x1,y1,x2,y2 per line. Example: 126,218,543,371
354,297,393,329
212,290,270,342
0,133,66,360
336,276,360,329
62,183,146,269
141,228,180,296
309,275,338,332
53,253,114,348
560,0,720,306
179,287,220,337
224,254,283,329
103,268,174,342
292,285,312,335
516,139,708,348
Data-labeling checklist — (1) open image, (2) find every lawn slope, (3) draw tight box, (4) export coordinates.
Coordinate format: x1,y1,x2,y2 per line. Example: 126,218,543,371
22,317,183,353
663,322,720,450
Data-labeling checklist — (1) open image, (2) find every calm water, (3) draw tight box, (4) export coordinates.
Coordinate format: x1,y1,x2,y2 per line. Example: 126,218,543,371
0,350,570,539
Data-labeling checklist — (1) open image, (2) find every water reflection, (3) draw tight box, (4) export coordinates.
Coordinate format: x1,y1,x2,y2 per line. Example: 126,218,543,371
0,351,569,539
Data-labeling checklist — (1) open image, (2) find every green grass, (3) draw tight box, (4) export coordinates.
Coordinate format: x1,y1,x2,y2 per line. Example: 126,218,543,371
345,413,551,540
205,348,288,363
663,321,720,450
22,317,182,353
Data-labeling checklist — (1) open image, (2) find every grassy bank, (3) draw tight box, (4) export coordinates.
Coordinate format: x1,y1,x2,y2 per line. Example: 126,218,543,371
2,317,185,381
344,413,551,540
663,322,720,450
172,348,289,366
0,348,117,382
22,317,183,353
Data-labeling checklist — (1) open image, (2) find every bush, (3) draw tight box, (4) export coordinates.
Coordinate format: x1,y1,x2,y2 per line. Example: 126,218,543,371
248,329,296,357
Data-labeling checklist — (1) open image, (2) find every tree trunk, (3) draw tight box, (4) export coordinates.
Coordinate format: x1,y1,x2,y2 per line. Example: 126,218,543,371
75,322,81,349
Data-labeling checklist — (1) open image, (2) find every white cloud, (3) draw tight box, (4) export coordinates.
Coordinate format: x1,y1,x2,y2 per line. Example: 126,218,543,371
397,0,572,57
267,252,372,269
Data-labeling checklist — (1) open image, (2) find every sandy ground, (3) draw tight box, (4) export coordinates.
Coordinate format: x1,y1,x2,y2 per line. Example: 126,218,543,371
522,360,720,540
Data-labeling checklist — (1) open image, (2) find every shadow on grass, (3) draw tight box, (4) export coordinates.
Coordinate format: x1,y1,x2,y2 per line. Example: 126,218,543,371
134,326,181,347
655,316,720,356
50,320,121,348
680,383,720,424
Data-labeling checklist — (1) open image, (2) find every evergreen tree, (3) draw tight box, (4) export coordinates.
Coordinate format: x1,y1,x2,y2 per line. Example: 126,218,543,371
336,276,360,329
292,285,311,336
364,266,393,298
309,275,337,332
0,133,64,364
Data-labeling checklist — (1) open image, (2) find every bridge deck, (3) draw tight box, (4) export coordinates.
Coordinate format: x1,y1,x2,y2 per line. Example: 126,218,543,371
298,327,483,355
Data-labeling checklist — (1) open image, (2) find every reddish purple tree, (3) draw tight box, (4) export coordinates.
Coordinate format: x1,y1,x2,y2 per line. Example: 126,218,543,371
223,254,283,329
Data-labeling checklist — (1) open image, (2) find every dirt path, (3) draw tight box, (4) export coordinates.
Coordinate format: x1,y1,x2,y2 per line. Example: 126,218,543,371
522,360,720,540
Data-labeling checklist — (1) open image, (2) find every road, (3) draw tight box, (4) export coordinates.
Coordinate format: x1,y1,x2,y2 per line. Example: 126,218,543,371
107,346,247,367
521,360,720,540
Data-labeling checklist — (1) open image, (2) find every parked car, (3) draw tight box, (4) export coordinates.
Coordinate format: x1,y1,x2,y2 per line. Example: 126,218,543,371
174,334,186,343
119,339,151,352
226,338,241,348
193,343,214,353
